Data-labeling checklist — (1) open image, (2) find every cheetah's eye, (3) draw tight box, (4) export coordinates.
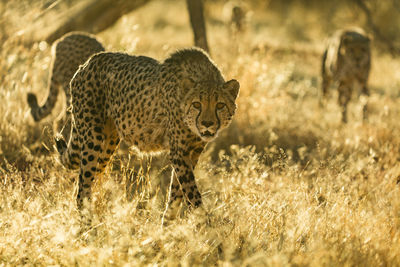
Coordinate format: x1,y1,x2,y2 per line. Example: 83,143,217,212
192,102,201,109
216,102,226,110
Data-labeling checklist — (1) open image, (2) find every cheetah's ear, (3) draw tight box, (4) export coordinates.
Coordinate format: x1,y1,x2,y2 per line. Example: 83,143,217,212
223,79,240,99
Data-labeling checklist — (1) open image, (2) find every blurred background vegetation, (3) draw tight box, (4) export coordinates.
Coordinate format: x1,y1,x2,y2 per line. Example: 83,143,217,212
1,0,400,54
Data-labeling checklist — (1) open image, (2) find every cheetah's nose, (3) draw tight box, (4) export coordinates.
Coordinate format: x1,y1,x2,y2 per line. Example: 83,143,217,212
201,121,214,127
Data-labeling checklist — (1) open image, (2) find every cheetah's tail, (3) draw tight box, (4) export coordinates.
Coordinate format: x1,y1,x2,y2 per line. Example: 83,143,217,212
27,79,60,122
55,133,67,155
27,93,41,121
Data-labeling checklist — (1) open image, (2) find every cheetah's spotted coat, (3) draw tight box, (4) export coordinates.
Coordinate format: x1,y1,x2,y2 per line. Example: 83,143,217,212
56,48,240,212
321,27,371,123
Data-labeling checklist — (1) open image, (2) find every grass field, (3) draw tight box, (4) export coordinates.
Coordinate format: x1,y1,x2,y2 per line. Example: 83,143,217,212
1,0,400,265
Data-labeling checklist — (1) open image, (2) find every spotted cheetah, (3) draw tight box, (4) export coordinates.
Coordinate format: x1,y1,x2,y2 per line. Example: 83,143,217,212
321,27,371,123
55,48,240,212
223,1,248,36
27,32,105,139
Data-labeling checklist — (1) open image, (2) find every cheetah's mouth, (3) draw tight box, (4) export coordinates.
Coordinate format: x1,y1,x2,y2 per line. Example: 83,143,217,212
200,131,215,138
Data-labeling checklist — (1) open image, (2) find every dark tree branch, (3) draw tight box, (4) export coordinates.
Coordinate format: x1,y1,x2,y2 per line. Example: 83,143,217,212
44,0,150,44
354,0,400,56
21,0,210,52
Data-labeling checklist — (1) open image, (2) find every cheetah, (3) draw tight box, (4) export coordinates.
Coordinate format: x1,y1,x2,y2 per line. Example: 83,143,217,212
231,5,246,33
55,48,240,212
321,27,371,123
223,1,248,35
27,32,105,139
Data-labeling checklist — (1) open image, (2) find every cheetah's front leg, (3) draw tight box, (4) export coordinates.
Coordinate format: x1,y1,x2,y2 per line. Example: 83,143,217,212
167,140,205,210
338,82,351,123
361,83,370,122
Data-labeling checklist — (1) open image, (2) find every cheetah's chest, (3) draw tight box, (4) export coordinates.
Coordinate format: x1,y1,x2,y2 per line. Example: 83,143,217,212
109,98,169,153
124,121,169,153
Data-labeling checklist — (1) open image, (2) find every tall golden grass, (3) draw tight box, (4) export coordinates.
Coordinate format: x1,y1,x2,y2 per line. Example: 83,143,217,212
1,0,400,265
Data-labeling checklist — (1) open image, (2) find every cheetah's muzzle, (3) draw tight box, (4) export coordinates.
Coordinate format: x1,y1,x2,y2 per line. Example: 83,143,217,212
201,131,215,138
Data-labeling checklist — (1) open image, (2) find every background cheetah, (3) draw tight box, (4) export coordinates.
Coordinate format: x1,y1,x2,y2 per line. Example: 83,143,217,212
321,27,371,123
56,48,240,212
27,32,105,139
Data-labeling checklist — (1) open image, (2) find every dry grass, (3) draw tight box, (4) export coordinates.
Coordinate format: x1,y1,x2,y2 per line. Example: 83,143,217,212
1,0,400,266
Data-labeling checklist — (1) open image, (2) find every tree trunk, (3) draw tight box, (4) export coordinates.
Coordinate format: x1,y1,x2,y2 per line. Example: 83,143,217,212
186,0,210,53
44,0,150,44
354,0,400,56
24,0,210,51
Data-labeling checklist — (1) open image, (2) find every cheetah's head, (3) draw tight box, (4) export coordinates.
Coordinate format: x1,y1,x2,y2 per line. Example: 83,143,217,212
340,31,370,64
181,79,240,142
